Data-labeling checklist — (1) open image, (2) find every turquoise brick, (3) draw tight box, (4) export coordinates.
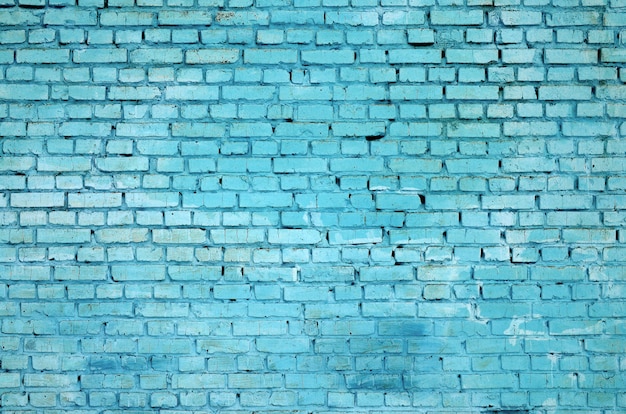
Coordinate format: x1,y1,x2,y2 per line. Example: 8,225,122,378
100,11,155,26
0,1,622,411
431,10,483,25
44,8,97,25
130,48,183,64
17,49,70,63
462,374,517,389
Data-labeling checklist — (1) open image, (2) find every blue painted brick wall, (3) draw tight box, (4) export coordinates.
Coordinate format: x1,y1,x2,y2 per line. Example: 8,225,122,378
0,0,625,412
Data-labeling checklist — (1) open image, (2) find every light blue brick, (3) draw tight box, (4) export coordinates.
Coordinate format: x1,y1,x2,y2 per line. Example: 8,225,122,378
100,11,154,26
130,47,183,64
0,2,622,412
431,10,483,25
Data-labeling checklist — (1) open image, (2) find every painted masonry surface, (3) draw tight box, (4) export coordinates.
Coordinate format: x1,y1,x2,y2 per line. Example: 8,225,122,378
0,0,625,412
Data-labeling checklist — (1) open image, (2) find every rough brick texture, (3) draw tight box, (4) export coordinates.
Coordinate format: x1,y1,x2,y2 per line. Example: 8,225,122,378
0,0,625,412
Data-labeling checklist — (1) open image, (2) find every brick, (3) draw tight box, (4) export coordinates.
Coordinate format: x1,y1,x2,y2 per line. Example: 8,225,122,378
418,266,470,281
108,86,160,100
138,338,191,354
563,229,616,244
229,373,283,388
544,49,597,64
59,122,112,137
44,9,97,25
172,374,226,388
546,12,600,26
0,1,623,410
169,266,221,281
589,302,626,316
405,374,458,389
446,159,498,174
0,265,50,281
502,157,557,172
390,85,442,100
257,338,309,353
505,229,560,244
165,86,219,101
130,48,183,64
375,193,422,210
332,122,386,138
17,49,70,63
447,229,501,244
446,49,498,64
596,86,626,100
390,122,442,137
69,193,122,208
462,374,517,389
211,229,265,244
37,229,91,244
78,303,133,317
24,374,76,388
215,11,269,25
502,49,539,64
11,192,64,207
273,157,327,173
100,11,155,26
328,229,383,245
388,49,441,64
406,29,434,45
301,50,355,64
531,266,586,281
0,229,32,244
274,122,328,137
0,84,48,100
125,192,179,207
425,194,480,210
68,86,106,100
325,11,378,26
172,122,226,137
74,49,127,63
383,11,425,25
474,266,527,280
186,49,240,64
501,11,542,25
504,121,557,136
271,11,324,25
24,338,78,353
0,373,20,388
95,228,148,243
54,266,107,281
0,157,35,171
158,10,212,25
446,85,499,100
305,303,358,318
389,229,444,244
267,229,321,245
419,302,471,318
153,229,206,244
0,10,40,26
244,49,297,64
183,192,237,208
240,192,292,208
96,157,149,172
604,13,626,26
111,265,166,281
430,10,483,25
448,122,500,137
601,48,626,63
136,303,189,318
539,195,593,210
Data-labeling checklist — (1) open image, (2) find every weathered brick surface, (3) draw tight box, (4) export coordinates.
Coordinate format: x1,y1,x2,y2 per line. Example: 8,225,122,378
0,1,624,412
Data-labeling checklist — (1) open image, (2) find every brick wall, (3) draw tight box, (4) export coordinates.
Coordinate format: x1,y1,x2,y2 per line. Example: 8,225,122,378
0,1,625,412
